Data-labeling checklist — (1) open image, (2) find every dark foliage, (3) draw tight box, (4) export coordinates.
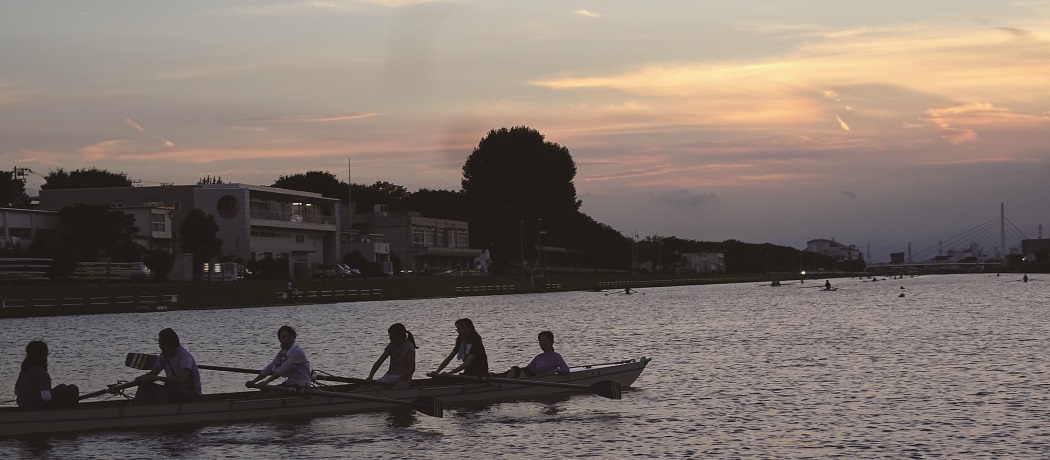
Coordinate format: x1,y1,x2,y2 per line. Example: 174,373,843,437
0,171,31,208
55,204,142,262
274,171,346,202
41,168,133,190
143,249,176,281
179,209,223,275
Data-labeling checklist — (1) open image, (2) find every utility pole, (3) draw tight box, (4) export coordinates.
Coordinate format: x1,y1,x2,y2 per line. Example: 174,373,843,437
12,167,32,180
536,218,544,282
519,219,525,283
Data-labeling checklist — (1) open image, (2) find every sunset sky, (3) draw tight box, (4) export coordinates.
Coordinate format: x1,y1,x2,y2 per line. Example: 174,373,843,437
3,1,1048,262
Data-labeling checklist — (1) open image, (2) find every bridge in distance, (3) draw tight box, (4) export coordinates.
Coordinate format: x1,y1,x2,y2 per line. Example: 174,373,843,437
864,203,1038,275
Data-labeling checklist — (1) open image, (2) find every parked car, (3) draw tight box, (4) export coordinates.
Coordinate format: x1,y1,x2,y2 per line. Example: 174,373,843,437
314,264,359,278
312,264,340,278
337,264,361,277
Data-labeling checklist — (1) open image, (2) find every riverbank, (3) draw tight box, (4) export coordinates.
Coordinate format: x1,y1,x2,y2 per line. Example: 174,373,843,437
0,271,874,318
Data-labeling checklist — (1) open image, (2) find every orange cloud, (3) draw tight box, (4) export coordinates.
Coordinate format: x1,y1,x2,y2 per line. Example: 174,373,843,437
921,103,1050,144
249,113,378,123
836,115,851,131
528,22,1050,146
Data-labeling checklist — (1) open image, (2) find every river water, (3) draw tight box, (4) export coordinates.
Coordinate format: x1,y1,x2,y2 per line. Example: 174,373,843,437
2,273,1049,458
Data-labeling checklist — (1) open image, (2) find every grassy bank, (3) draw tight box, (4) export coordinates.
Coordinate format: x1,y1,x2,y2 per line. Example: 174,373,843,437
0,272,803,318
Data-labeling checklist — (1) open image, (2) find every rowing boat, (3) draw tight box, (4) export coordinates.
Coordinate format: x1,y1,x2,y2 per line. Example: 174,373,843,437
0,357,649,436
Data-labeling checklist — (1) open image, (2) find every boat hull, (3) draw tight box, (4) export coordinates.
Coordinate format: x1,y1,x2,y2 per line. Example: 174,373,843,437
1,358,649,436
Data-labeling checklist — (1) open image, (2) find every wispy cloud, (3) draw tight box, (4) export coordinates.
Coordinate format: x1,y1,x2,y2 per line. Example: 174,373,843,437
575,10,601,18
227,0,435,16
581,164,680,182
124,118,145,132
836,115,850,131
994,26,1034,38
920,103,1050,144
649,188,716,207
249,113,378,123
81,140,137,161
843,191,858,200
124,118,176,148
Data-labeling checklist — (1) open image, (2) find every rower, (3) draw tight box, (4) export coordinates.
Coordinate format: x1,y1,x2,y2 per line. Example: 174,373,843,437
824,280,832,290
246,325,312,390
365,323,418,389
505,330,570,378
15,340,80,409
428,318,489,377
133,328,202,404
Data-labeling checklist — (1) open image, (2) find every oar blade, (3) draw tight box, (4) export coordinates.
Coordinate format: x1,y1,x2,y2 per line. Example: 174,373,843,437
125,352,157,370
589,380,622,400
411,396,443,418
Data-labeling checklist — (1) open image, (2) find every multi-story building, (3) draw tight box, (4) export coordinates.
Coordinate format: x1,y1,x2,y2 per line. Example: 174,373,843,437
806,238,863,262
0,207,58,253
361,207,483,274
683,252,725,273
39,184,341,278
1020,238,1050,263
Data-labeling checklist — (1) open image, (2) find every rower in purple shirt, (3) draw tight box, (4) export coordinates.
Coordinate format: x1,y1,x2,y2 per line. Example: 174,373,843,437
132,328,202,404
507,330,570,378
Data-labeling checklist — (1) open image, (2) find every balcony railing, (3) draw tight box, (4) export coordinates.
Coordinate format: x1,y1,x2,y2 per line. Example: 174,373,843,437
250,210,336,225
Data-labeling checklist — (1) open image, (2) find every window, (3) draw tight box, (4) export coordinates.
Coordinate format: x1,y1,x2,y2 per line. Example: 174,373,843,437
295,234,305,243
173,201,181,211
8,227,32,238
453,230,469,248
150,213,166,232
217,195,239,219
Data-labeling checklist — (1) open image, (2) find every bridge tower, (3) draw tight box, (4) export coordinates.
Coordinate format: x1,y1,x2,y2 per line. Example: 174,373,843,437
1000,203,1006,258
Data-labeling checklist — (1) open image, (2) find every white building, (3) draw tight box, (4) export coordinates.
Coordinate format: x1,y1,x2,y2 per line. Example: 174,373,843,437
683,252,725,273
40,183,341,278
806,238,863,262
0,207,59,253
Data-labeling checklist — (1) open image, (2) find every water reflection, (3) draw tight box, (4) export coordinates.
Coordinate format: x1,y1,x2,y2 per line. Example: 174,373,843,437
16,437,53,457
385,407,418,428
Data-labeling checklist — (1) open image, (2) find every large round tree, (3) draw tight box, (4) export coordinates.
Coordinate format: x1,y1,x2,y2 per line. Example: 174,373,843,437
462,126,581,219
461,127,584,268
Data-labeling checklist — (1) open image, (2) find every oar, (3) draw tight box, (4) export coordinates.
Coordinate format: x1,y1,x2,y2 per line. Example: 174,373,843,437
79,381,140,401
248,383,442,418
125,353,367,384
432,373,622,400
199,364,368,385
